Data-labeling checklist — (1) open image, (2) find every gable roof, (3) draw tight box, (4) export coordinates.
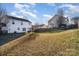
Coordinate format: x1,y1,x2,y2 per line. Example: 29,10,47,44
48,15,66,23
48,15,60,23
7,15,32,23
72,17,79,20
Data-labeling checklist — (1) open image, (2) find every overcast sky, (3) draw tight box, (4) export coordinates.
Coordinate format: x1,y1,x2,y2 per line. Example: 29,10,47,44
1,3,79,25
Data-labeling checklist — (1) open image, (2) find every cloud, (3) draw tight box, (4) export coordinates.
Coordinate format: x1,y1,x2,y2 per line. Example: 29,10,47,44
14,3,30,10
47,3,55,6
11,11,17,16
14,3,24,10
29,3,36,6
59,4,79,13
11,3,38,19
59,4,75,9
33,10,37,13
20,9,37,18
24,4,30,8
10,11,23,18
25,12,37,18
70,7,79,13
28,3,36,7
43,14,52,18
11,10,37,19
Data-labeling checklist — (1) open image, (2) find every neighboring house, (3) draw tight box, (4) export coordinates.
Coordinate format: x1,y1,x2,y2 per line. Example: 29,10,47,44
2,15,32,33
48,15,69,29
71,17,79,28
32,24,48,31
36,24,48,29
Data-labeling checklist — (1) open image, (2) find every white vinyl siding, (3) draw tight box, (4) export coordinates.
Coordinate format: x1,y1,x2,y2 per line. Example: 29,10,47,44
4,18,32,33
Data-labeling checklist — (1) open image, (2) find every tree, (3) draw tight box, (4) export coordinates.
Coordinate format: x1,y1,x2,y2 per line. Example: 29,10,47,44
57,8,64,16
56,8,67,28
0,5,9,33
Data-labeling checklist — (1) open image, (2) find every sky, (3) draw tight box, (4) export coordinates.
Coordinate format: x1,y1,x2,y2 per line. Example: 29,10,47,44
1,3,79,25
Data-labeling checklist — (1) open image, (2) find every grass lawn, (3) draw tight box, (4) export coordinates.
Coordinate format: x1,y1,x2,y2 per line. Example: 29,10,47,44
1,29,79,56
0,33,25,45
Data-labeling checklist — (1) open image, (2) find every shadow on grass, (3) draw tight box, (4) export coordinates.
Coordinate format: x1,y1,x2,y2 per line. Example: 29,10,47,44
0,33,25,46
0,33,38,56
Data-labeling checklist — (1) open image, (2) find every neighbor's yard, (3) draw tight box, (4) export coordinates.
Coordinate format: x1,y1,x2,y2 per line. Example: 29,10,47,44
1,29,78,56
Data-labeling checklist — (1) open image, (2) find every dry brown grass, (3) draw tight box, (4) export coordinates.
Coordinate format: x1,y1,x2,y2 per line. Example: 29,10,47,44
0,33,33,55
0,29,79,56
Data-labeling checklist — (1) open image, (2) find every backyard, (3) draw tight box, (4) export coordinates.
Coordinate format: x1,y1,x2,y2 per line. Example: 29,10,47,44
0,29,78,56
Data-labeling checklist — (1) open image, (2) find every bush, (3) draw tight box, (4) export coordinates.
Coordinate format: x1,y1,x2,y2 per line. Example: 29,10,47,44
34,28,65,33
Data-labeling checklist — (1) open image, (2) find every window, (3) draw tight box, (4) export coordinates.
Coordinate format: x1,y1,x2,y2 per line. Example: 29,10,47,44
29,23,31,25
12,21,15,24
21,22,23,25
23,28,26,31
17,28,20,30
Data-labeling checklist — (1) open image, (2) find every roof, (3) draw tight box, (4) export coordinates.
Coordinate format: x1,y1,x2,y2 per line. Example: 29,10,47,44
7,15,32,23
71,17,79,20
48,15,59,23
48,15,66,23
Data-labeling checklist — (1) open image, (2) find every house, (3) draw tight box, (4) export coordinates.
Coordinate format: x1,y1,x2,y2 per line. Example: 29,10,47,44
35,24,48,29
32,24,48,32
2,15,32,33
32,24,48,31
48,15,69,29
71,17,79,28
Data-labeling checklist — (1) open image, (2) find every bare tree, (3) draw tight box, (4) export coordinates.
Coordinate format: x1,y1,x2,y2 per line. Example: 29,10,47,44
0,5,9,33
56,8,67,28
57,8,64,16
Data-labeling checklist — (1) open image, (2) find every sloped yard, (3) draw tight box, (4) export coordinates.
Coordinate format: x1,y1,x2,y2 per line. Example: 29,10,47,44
0,29,79,56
